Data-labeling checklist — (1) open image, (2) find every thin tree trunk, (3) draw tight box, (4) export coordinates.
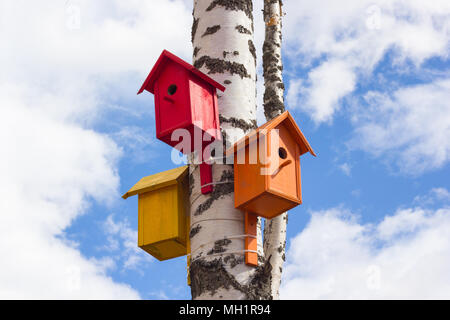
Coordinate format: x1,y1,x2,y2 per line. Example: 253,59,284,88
188,0,270,300
262,0,287,300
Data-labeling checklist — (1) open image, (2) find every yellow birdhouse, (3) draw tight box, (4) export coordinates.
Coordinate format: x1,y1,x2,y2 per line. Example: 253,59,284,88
122,166,190,261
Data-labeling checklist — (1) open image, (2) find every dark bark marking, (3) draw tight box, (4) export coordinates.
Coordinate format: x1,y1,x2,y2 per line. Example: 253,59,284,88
206,0,253,20
246,257,273,300
223,254,244,268
207,238,232,255
194,56,250,79
188,170,195,196
223,51,240,58
202,25,221,37
248,39,256,65
224,80,232,84
191,17,199,43
193,47,201,57
190,258,243,299
263,42,281,77
190,257,273,299
193,170,234,216
263,87,285,119
190,224,202,239
236,25,251,34
219,114,257,132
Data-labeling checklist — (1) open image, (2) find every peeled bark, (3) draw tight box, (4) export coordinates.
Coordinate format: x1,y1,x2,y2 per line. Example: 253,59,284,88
189,0,269,300
262,0,287,300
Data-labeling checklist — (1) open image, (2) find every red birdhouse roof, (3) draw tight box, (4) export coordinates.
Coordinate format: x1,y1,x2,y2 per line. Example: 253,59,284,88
227,111,316,157
138,50,226,94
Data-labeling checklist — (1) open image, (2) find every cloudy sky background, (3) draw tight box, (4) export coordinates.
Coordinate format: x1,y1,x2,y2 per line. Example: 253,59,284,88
0,0,449,299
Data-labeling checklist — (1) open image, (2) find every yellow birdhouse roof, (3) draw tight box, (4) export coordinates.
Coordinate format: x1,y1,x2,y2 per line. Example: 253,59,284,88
122,166,189,199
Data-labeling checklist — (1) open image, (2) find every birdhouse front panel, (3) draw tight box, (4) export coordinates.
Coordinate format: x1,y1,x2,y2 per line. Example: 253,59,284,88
231,111,315,219
138,184,187,261
154,61,191,142
122,166,190,261
267,123,301,202
234,131,301,219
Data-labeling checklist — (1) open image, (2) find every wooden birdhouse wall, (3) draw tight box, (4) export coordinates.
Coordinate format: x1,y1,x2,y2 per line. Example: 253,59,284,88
189,75,218,140
154,61,191,139
234,139,266,209
267,123,302,202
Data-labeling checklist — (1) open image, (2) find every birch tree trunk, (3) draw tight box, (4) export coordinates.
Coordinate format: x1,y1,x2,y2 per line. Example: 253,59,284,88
262,0,287,300
188,0,271,300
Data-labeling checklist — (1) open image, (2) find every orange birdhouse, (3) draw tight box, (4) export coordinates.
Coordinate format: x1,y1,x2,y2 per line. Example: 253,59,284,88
229,111,316,219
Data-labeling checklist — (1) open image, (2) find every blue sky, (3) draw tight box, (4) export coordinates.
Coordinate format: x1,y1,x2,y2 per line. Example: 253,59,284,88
1,0,449,299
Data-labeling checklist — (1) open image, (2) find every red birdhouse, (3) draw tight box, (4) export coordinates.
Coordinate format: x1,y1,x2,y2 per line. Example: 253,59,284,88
138,50,225,154
138,50,225,194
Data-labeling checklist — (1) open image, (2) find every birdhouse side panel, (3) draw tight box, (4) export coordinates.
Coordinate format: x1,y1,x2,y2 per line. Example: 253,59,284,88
189,75,220,142
155,62,192,139
176,175,190,246
295,144,302,203
268,124,301,201
138,185,180,246
234,140,267,209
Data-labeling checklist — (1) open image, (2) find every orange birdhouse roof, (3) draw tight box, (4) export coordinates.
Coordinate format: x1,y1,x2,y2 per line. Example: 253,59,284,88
138,50,226,95
227,111,316,157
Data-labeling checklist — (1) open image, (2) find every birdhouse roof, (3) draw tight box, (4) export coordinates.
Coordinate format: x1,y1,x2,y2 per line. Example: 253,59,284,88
138,50,226,94
122,165,188,199
227,111,316,157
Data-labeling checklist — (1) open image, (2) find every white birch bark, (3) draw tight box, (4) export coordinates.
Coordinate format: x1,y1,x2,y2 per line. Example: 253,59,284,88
188,0,270,300
262,0,287,300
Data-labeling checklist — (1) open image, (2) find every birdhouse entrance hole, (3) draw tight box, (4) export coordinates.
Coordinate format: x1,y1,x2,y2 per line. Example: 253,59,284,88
278,147,287,159
167,84,177,95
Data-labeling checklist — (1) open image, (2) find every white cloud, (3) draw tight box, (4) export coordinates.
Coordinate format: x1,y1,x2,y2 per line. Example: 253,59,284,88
283,0,449,124
287,60,356,123
112,126,158,164
350,79,450,174
103,215,154,271
1,0,192,78
414,188,450,206
281,192,450,299
0,0,192,298
0,87,138,298
0,0,193,126
338,163,352,176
